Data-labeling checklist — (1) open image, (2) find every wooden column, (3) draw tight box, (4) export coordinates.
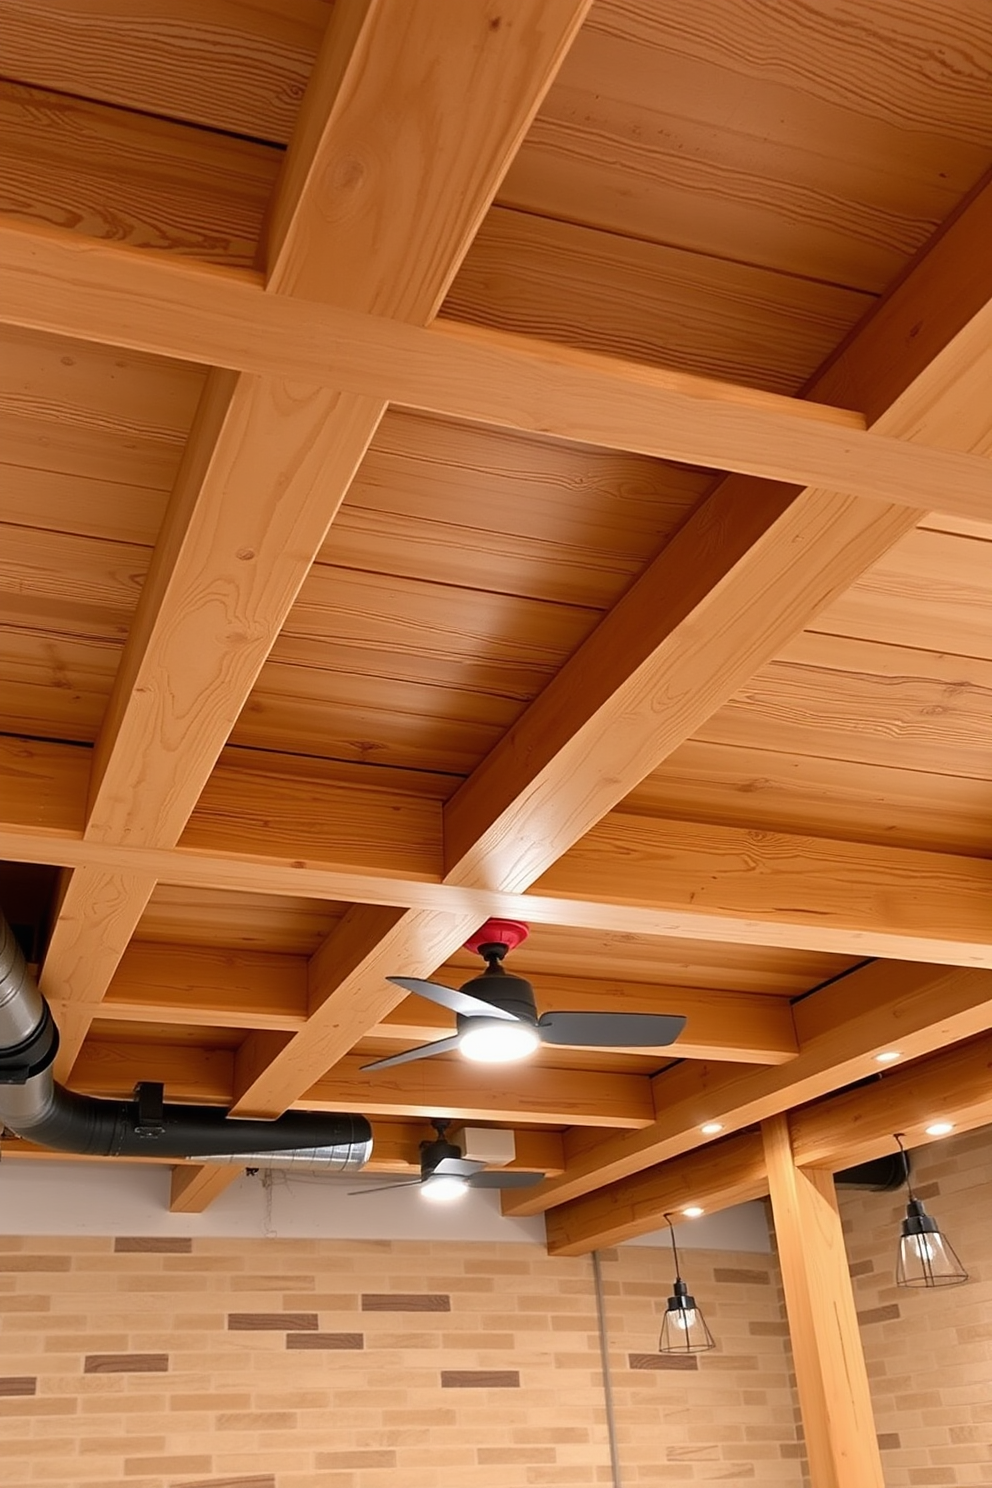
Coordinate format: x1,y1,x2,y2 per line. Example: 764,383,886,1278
762,1114,883,1488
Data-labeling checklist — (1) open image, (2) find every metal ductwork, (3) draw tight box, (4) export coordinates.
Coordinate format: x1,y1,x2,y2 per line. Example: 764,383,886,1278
0,914,372,1173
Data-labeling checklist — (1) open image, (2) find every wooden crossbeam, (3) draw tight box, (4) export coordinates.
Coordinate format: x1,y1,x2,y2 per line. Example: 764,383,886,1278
5,743,990,968
36,0,595,1074
96,943,798,1065
507,959,992,1217
2,215,992,519
544,1031,992,1254
69,1039,655,1131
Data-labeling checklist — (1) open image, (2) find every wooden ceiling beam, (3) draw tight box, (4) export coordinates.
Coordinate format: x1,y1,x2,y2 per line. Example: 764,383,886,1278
546,1032,992,1255
545,1132,768,1254
506,959,992,1217
2,214,991,519
95,943,798,1065
36,0,594,1076
5,746,989,969
70,1039,653,1131
788,1033,992,1171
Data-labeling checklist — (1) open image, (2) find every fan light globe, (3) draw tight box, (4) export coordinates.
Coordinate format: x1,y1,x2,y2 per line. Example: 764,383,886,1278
421,1173,469,1203
459,1017,540,1064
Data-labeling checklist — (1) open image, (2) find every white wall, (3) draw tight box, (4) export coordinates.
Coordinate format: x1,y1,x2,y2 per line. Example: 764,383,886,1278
0,1160,771,1250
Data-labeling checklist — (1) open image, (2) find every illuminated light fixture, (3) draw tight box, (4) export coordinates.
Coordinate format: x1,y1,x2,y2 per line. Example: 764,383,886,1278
657,1212,716,1355
420,1171,470,1203
893,1133,967,1290
682,1206,704,1219
700,1122,723,1135
924,1121,954,1137
458,1016,540,1064
875,1051,901,1064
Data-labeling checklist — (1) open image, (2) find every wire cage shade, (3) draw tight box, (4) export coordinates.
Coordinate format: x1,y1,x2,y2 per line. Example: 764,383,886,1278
657,1279,716,1354
896,1200,968,1289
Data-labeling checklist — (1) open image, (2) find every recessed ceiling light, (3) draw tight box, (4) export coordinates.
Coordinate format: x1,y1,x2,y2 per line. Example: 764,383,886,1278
700,1122,723,1136
682,1206,704,1218
875,1051,901,1064
925,1121,954,1137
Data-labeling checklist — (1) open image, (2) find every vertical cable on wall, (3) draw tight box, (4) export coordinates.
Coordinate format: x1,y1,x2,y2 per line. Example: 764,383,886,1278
591,1249,624,1488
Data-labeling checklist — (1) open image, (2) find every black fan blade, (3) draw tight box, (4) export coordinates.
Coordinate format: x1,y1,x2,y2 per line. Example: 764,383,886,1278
467,1170,545,1189
537,1011,686,1048
432,1156,485,1178
348,1179,421,1197
387,976,519,1020
360,1035,461,1072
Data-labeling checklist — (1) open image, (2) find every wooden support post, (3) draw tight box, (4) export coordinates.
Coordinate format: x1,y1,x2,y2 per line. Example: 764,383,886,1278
762,1114,883,1488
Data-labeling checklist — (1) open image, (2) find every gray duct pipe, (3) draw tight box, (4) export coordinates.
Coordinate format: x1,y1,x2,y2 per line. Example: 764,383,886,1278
0,914,372,1173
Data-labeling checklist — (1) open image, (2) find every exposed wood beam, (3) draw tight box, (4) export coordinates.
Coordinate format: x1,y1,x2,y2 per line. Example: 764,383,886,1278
504,959,992,1216
2,215,992,518
544,1032,992,1253
545,1133,767,1255
169,1164,241,1214
95,942,798,1065
5,744,990,969
762,1117,884,1488
789,1033,992,1171
39,0,594,1074
535,814,992,966
70,1039,654,1131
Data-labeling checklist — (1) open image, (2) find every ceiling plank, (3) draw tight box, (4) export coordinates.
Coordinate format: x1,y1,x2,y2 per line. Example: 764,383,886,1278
3,216,992,518
504,959,992,1217
42,0,595,1074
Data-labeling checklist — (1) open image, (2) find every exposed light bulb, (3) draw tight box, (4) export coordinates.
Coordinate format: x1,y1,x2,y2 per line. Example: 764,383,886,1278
682,1206,704,1219
459,1017,540,1064
925,1121,954,1137
700,1122,723,1135
875,1051,901,1064
421,1174,469,1203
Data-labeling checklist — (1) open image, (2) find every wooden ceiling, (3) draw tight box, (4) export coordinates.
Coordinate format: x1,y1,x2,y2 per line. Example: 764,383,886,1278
0,0,990,1239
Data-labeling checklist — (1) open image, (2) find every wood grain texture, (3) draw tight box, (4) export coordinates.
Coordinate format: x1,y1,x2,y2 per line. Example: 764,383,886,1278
503,0,992,290
537,812,992,966
168,1164,240,1214
69,1036,655,1129
7,221,992,519
447,205,874,394
0,0,326,143
0,80,278,264
628,738,992,858
763,1117,885,1488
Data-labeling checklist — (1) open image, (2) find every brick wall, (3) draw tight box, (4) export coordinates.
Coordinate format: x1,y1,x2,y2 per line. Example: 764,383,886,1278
0,1232,802,1488
839,1127,992,1488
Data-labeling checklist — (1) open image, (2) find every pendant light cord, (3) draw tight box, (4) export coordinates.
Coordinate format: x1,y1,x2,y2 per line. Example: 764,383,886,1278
591,1250,624,1488
664,1212,682,1281
894,1133,916,1201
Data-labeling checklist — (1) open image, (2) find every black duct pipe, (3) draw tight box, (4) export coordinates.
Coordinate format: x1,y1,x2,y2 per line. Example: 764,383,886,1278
834,1154,908,1192
0,913,372,1171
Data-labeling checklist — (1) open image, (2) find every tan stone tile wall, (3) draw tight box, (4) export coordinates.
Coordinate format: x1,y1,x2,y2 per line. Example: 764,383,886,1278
839,1127,992,1488
0,1232,802,1488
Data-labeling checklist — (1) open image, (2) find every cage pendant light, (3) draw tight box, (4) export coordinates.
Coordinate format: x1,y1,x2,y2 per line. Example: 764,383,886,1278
658,1213,716,1355
893,1135,968,1290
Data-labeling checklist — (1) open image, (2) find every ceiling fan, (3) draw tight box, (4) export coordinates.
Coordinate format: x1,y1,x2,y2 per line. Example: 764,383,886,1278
351,1119,544,1202
362,919,686,1072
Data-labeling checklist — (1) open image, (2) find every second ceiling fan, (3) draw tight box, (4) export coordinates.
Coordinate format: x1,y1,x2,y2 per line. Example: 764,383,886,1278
362,919,686,1072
